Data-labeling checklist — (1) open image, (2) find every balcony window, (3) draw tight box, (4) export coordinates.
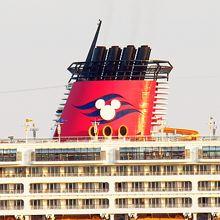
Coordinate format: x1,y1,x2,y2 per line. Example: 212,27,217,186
35,148,101,161
182,198,192,207
165,182,177,191
82,182,95,192
215,198,220,206
165,198,176,207
116,166,128,175
163,165,177,174
196,165,211,174
47,199,60,209
83,166,95,176
132,198,145,208
0,149,17,162
198,181,211,191
47,167,60,176
29,167,43,177
148,182,160,191
115,198,127,208
181,181,192,191
83,199,95,208
182,165,194,174
202,146,220,159
149,165,161,175
14,200,24,209
130,166,144,175
149,198,161,208
46,183,60,192
119,147,185,160
99,182,109,192
30,183,43,193
31,200,42,209
214,181,220,190
99,199,109,208
115,182,128,192
66,183,78,192
198,197,211,207
97,166,110,176
66,199,77,208
64,166,78,176
132,182,144,191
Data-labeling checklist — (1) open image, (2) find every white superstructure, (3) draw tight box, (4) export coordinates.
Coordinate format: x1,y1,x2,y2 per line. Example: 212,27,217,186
0,137,220,220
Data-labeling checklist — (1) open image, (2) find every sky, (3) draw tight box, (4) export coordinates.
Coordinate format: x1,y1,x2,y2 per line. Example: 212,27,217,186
0,0,220,138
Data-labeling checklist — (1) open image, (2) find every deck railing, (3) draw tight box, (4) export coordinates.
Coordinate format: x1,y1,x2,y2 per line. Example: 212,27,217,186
0,135,219,144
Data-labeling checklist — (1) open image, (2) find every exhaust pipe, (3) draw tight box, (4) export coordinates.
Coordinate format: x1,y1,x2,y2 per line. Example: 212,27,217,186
118,125,128,137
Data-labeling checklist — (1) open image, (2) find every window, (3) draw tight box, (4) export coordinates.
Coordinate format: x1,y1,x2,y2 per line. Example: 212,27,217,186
132,182,144,191
47,200,60,208
47,183,60,192
115,198,127,208
116,166,128,175
163,165,177,174
165,182,177,191
48,167,60,176
149,198,160,208
35,148,101,161
182,165,194,174
165,198,176,207
66,183,77,192
66,199,77,208
198,197,211,207
182,198,192,207
198,181,211,190
132,198,145,207
115,182,127,192
181,181,192,191
149,165,160,174
148,182,160,191
29,167,43,176
14,200,24,209
197,165,211,174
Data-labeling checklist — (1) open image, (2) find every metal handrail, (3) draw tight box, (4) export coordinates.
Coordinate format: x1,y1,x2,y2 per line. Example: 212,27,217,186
0,135,220,144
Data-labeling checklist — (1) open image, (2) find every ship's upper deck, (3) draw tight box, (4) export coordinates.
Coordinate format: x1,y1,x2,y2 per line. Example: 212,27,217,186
0,136,220,165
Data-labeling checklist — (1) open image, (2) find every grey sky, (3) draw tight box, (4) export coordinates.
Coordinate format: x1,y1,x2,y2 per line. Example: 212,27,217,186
0,0,220,138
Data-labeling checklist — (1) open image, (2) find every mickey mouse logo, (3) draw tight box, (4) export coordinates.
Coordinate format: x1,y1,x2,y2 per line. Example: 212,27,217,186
95,99,121,120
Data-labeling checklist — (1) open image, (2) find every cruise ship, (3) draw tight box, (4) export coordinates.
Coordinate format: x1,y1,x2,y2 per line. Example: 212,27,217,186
0,20,219,220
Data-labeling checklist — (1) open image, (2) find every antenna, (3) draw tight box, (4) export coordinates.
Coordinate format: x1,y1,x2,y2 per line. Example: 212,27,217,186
67,20,102,81
82,19,102,79
85,19,102,65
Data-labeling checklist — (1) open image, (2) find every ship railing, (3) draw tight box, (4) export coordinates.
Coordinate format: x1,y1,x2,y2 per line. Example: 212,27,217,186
31,205,109,210
198,187,220,191
0,189,24,194
29,188,109,194
1,135,220,144
115,203,192,209
115,187,192,192
0,206,24,210
67,59,172,82
198,203,215,207
30,189,43,193
1,170,220,178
